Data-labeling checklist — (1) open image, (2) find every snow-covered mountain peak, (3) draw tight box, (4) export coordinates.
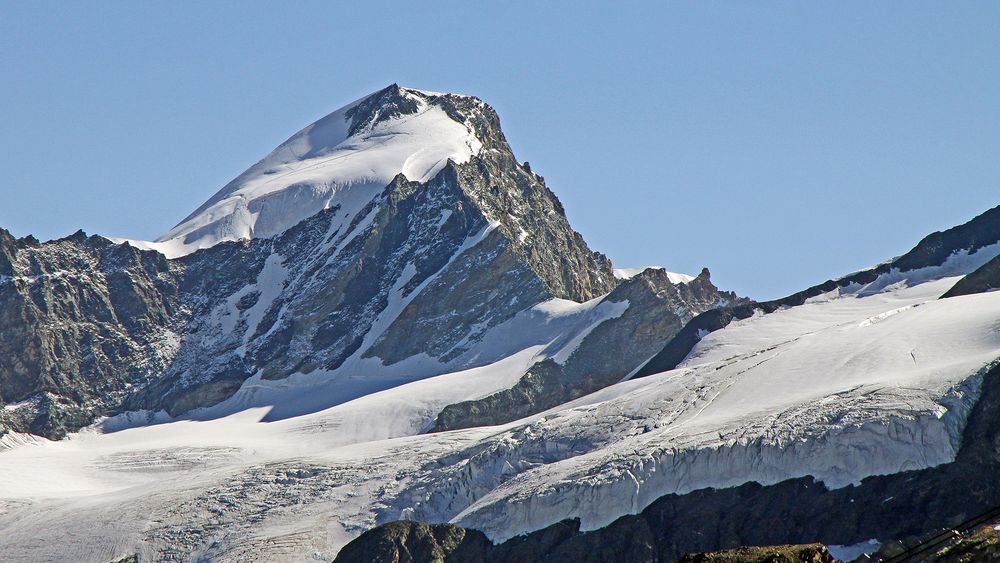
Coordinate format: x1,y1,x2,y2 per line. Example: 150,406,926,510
133,85,485,258
344,84,427,136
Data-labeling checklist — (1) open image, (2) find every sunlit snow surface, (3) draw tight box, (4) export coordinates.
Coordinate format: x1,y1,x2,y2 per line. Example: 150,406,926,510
2,273,1000,560
614,266,695,284
120,87,482,258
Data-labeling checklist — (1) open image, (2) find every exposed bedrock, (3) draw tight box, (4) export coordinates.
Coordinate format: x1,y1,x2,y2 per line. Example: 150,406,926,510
942,252,1000,298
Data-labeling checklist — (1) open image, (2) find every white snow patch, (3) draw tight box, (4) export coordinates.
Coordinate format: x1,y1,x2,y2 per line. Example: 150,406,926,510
435,209,453,229
241,253,287,348
828,539,881,561
614,266,696,284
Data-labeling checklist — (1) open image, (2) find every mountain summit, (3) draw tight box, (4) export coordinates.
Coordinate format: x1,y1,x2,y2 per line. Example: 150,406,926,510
145,85,485,257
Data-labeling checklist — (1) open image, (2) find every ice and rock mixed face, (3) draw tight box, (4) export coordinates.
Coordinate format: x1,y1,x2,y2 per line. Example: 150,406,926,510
138,85,484,258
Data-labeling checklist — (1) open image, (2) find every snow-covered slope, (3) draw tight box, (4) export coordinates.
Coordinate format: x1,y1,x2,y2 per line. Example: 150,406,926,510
129,85,482,258
2,256,999,561
149,295,629,426
613,266,695,284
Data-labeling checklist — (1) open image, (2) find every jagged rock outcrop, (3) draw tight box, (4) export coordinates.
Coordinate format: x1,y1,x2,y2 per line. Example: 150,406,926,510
333,521,492,563
0,229,180,438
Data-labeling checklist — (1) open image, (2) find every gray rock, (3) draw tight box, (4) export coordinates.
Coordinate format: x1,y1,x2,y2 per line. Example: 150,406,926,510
0,229,180,438
942,253,1000,298
333,521,491,563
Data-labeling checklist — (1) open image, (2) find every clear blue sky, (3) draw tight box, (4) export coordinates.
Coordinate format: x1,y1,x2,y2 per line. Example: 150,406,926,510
1,2,998,299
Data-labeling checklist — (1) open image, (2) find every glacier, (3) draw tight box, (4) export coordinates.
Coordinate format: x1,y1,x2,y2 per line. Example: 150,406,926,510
1,268,998,560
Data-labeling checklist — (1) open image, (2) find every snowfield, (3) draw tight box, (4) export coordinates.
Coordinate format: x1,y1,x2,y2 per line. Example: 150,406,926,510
2,264,999,560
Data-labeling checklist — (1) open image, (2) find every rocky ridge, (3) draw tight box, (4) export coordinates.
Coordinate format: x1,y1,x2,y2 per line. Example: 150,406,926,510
636,204,1000,377
0,229,180,438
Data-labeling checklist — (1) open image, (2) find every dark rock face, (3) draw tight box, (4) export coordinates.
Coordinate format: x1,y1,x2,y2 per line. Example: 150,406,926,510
336,363,1000,562
0,229,180,438
0,87,622,438
333,521,491,563
432,268,742,432
942,253,1000,298
892,204,1000,272
346,84,423,137
439,91,617,303
636,204,1000,378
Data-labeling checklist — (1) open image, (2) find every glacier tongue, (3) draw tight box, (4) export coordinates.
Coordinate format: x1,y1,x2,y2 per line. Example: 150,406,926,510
126,85,483,258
